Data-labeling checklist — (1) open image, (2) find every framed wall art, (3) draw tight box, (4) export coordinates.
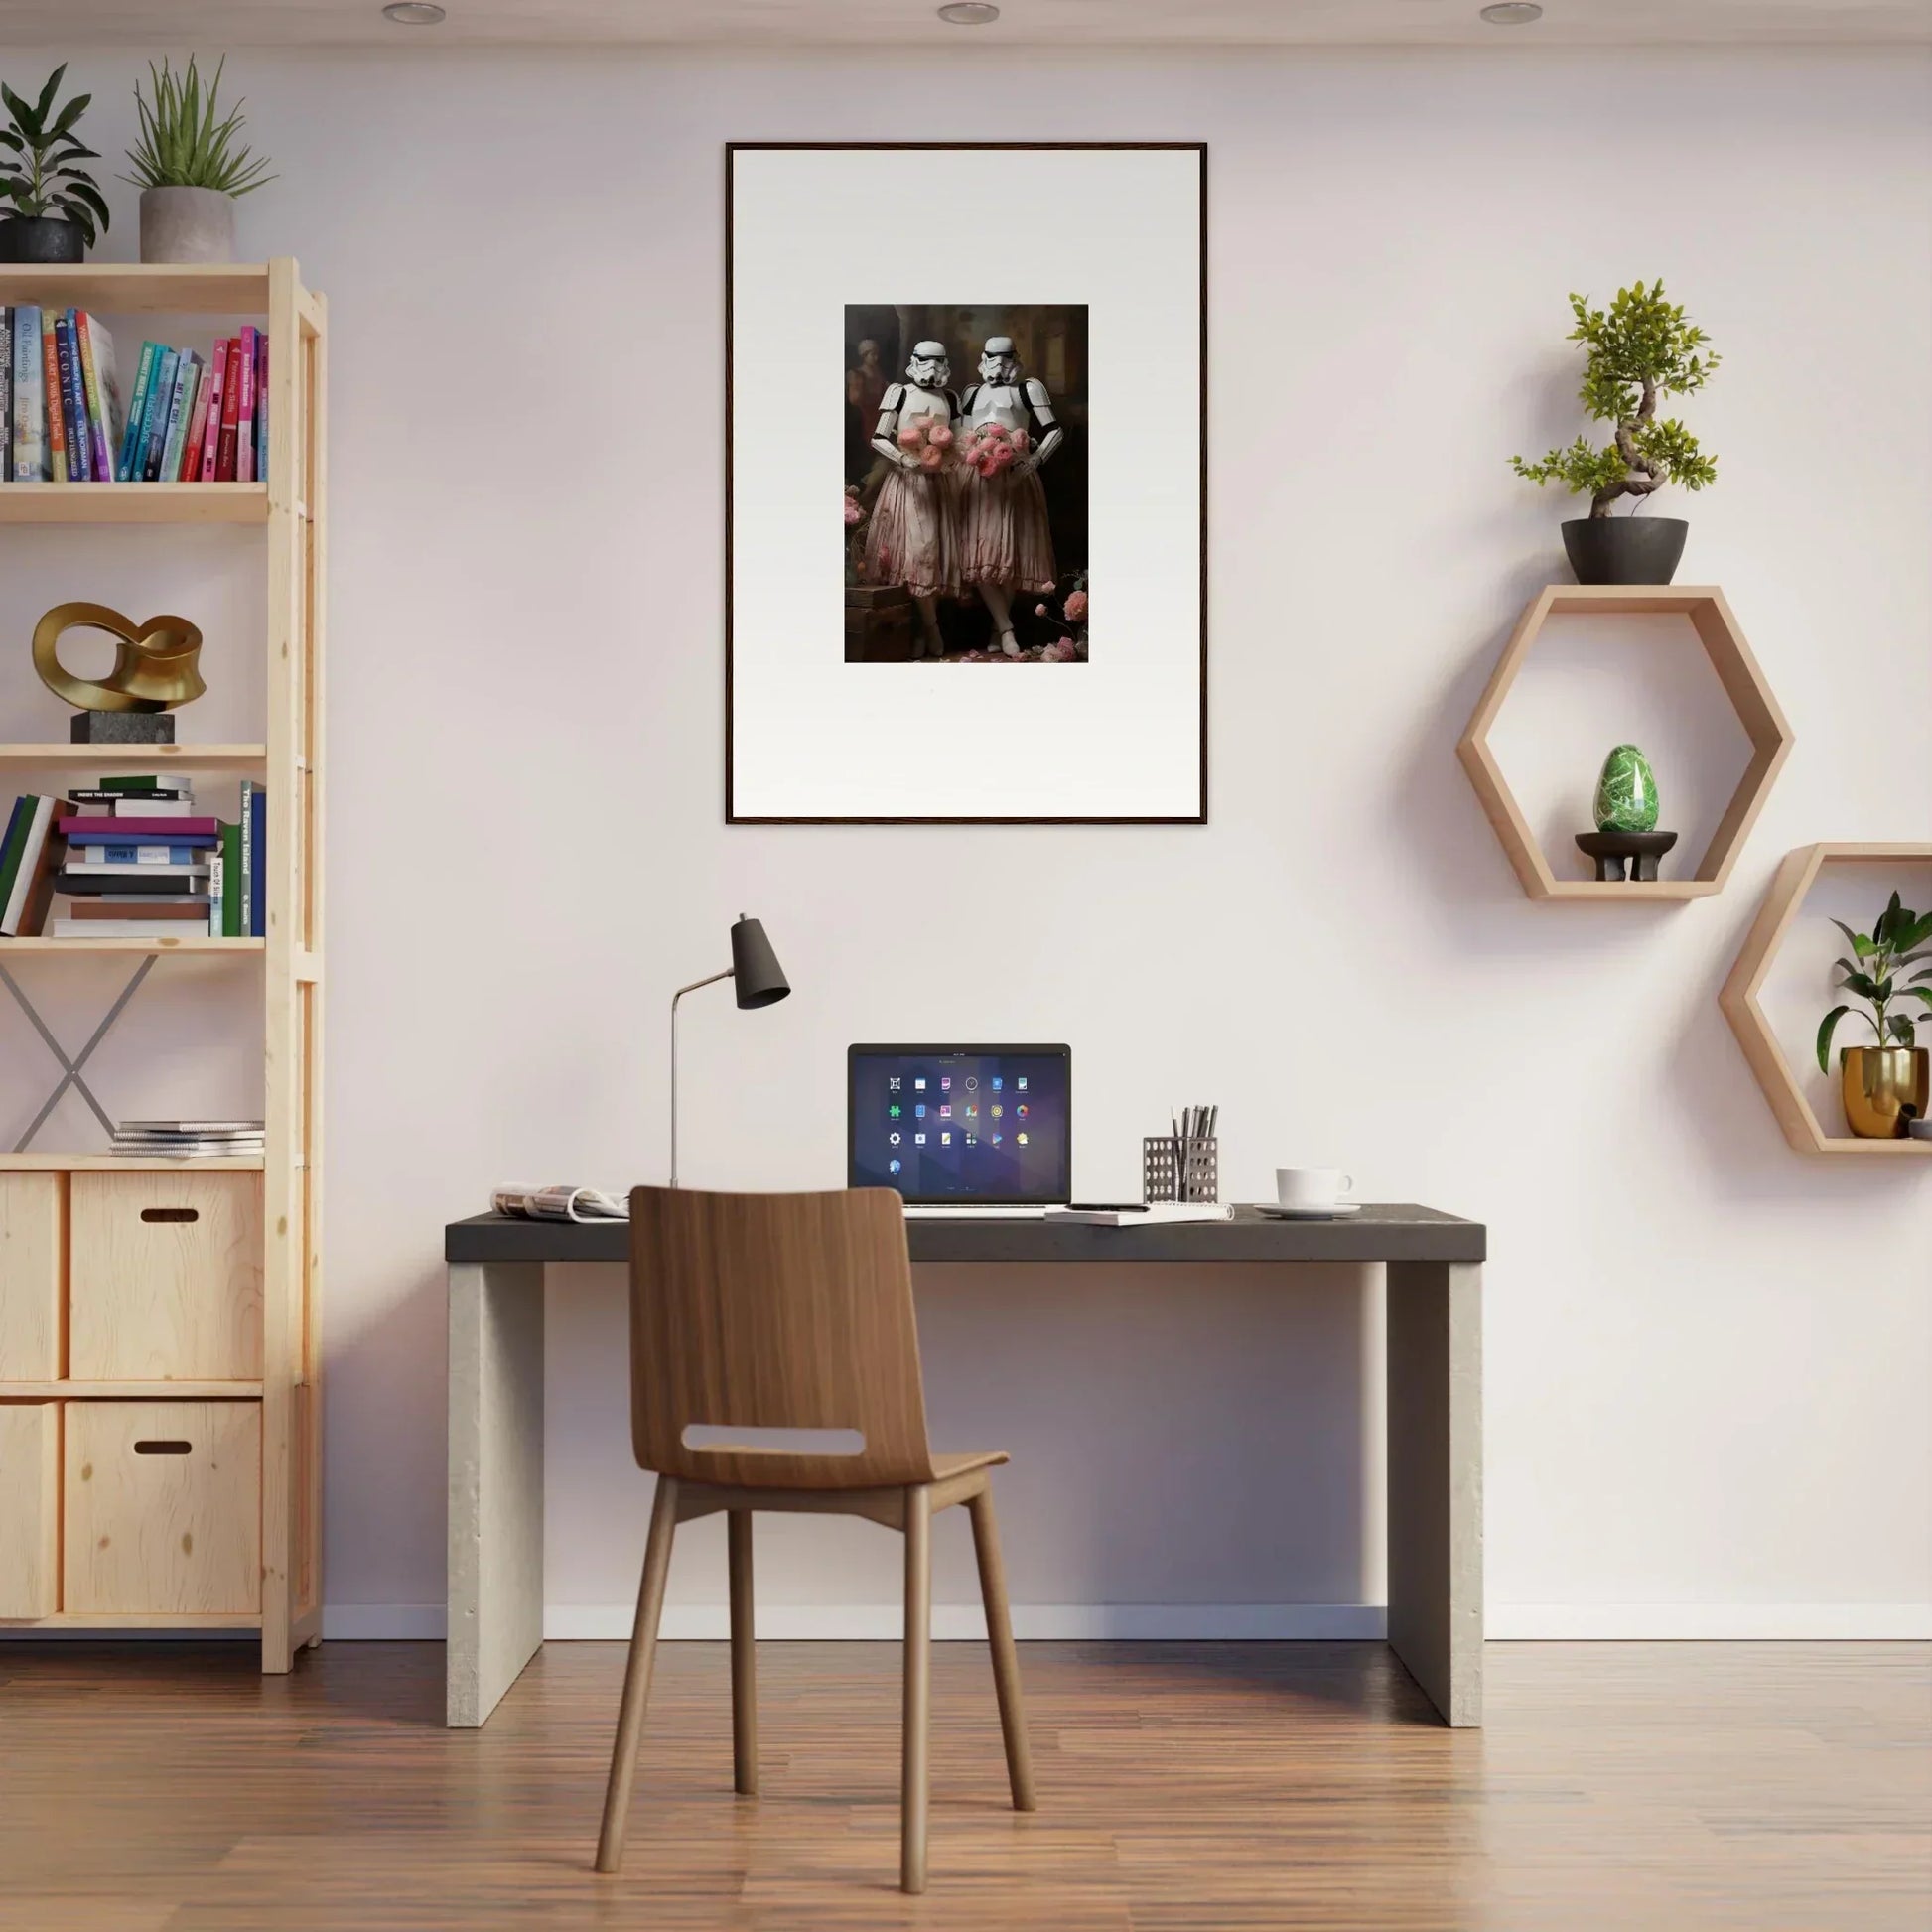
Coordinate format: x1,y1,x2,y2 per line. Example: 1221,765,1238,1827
726,142,1207,824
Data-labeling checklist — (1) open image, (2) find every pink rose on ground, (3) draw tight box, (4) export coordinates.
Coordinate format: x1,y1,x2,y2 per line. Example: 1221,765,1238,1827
928,424,954,448
1041,639,1076,662
1010,427,1029,454
1064,590,1088,622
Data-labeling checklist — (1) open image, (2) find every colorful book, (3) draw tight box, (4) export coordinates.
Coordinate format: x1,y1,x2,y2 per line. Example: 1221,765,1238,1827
0,795,32,907
0,307,11,483
55,313,86,481
158,352,200,484
179,360,212,481
40,312,66,483
57,869,209,896
1,795,60,935
76,312,120,483
67,842,209,864
66,897,211,919
99,773,181,794
60,815,220,840
248,785,266,937
216,339,242,481
198,339,228,481
235,326,258,484
136,347,179,483
12,307,43,480
254,332,267,480
218,821,241,937
118,341,160,481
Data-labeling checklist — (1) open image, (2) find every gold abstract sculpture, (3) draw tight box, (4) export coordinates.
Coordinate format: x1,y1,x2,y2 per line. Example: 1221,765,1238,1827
33,602,206,714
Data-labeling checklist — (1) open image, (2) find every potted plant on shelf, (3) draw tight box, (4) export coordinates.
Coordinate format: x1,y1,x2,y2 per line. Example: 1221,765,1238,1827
0,66,109,263
1511,280,1719,586
124,56,274,265
1816,893,1932,1139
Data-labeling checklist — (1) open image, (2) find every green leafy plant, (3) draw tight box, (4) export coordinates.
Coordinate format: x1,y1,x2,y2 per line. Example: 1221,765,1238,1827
0,65,110,244
1512,281,1719,518
123,56,274,198
1816,893,1932,1071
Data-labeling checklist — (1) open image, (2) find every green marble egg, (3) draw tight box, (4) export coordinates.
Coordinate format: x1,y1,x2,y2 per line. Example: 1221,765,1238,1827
1594,744,1659,833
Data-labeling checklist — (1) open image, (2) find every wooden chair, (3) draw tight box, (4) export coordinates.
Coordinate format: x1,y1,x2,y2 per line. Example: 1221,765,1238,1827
595,1184,1036,1892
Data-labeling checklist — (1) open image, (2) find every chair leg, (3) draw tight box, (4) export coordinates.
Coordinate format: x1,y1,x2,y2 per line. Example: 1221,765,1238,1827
728,1508,758,1796
967,1484,1036,1812
900,1482,933,1895
595,1475,680,1874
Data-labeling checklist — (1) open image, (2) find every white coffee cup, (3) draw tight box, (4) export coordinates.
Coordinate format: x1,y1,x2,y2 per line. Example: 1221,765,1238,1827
1276,1167,1353,1211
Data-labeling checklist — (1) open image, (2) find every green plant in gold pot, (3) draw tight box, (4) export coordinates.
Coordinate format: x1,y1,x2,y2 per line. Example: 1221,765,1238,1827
124,56,274,265
1816,893,1932,1138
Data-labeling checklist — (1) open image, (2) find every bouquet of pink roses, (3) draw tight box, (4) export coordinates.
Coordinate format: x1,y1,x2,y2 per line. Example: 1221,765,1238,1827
958,419,1030,479
895,412,957,474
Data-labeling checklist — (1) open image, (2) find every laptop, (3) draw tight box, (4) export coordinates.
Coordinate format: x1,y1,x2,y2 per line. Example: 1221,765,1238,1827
848,1043,1071,1215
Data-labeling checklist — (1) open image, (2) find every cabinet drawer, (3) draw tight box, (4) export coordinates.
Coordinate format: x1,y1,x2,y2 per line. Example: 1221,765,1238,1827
0,1402,60,1618
69,1172,262,1381
64,1401,260,1615
0,1173,64,1380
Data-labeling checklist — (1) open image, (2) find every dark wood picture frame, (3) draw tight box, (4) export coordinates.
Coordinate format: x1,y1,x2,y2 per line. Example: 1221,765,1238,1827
725,141,1208,826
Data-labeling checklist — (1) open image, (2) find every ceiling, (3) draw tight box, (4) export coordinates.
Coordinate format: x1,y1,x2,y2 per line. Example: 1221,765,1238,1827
1,0,1928,48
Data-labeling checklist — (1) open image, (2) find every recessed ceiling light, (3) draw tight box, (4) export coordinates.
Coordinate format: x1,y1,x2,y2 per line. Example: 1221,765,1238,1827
382,1,447,22
1479,2,1543,21
937,2,1001,23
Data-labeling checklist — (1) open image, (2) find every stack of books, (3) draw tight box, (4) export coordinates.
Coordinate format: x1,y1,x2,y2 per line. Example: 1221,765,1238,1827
0,775,267,939
1,308,267,484
112,1119,265,1160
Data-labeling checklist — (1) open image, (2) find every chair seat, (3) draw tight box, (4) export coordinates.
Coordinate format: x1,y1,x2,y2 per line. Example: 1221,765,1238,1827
931,1450,1008,1481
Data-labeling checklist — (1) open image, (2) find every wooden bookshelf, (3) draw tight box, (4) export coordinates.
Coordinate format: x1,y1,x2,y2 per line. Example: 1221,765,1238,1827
0,261,326,1669
0,482,268,524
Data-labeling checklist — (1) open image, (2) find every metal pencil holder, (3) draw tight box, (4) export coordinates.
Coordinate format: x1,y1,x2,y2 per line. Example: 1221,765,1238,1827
1143,1135,1218,1205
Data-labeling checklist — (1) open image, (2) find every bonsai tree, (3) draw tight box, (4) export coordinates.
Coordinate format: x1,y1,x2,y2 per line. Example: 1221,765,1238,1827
1512,281,1718,518
1817,893,1932,1071
123,57,275,200
0,65,110,246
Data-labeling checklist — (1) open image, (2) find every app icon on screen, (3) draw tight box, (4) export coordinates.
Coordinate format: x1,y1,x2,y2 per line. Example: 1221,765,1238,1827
964,1105,977,1119
889,1104,901,1119
914,1077,926,1090
941,1076,952,1091
940,1132,951,1146
1016,1104,1028,1119
890,1132,901,1145
965,1076,978,1091
991,1076,1003,1091
991,1133,1003,1146
889,1076,901,1091
939,1105,951,1118
1017,1076,1028,1090
915,1103,926,1119
965,1134,977,1146
1017,1133,1028,1145
889,1159,902,1173
990,1104,1003,1120
914,1133,926,1145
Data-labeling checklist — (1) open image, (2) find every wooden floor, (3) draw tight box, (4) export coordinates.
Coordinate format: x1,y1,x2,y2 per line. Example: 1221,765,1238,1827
0,1640,1925,1930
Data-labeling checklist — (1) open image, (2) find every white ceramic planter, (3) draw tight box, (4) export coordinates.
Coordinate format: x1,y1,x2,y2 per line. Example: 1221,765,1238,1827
139,187,236,265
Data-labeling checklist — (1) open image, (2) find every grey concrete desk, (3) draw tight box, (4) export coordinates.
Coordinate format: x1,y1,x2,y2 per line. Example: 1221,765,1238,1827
444,1204,1484,1729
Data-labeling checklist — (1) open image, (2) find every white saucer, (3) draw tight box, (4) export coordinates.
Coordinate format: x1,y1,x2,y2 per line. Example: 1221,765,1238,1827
1251,1201,1361,1219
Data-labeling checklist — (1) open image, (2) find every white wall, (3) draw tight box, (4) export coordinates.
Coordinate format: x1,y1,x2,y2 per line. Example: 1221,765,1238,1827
2,45,1928,1640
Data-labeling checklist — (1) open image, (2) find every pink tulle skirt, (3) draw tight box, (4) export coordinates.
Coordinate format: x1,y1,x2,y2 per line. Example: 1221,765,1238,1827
862,467,957,600
957,466,1056,593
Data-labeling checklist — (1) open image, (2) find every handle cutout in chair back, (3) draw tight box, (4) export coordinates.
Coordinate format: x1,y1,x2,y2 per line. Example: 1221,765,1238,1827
680,1423,866,1457
140,1207,200,1224
133,1440,193,1455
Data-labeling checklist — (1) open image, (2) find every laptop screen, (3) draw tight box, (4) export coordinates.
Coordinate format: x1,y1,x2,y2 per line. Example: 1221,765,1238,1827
848,1044,1071,1204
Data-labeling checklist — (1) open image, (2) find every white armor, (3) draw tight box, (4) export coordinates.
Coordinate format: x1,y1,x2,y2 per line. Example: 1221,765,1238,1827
872,341,956,471
961,336,1062,474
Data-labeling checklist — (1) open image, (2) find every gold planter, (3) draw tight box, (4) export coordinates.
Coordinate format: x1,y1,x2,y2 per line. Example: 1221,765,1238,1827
1840,1045,1930,1139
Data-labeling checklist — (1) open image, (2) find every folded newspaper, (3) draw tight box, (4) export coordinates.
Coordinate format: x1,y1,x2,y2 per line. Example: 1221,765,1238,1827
491,1184,630,1223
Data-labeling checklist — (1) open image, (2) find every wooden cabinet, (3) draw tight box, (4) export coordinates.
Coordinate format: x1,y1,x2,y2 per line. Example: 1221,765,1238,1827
64,1402,260,1616
0,1403,59,1618
69,1172,263,1382
0,1173,64,1380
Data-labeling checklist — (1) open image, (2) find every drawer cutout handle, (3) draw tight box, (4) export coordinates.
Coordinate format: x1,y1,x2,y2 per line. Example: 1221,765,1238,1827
141,1207,200,1224
133,1440,193,1455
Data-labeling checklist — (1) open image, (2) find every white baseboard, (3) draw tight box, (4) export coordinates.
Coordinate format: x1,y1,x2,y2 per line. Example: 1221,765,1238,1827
308,1601,1932,1643
1487,1603,1932,1640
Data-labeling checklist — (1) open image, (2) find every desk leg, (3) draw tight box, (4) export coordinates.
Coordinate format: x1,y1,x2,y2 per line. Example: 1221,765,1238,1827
1386,1260,1482,1726
448,1260,546,1727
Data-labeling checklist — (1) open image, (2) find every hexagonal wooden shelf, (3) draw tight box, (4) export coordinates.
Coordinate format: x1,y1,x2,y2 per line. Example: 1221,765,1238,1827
1720,842,1932,1159
1457,586,1795,900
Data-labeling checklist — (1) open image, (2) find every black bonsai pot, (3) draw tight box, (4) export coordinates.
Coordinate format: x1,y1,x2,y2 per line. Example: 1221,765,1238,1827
0,215,86,263
1561,515,1688,586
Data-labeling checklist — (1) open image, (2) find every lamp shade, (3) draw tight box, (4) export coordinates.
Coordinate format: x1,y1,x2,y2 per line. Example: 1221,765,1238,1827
730,915,790,1009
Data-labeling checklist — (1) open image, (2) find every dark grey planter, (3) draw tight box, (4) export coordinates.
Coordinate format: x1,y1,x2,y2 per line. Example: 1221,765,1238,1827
1561,516,1689,586
0,215,86,263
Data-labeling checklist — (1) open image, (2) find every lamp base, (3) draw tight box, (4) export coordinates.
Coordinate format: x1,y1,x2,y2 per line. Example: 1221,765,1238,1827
70,711,175,744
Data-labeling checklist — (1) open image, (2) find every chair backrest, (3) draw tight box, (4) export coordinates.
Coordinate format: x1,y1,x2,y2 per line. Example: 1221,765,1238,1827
626,1185,937,1490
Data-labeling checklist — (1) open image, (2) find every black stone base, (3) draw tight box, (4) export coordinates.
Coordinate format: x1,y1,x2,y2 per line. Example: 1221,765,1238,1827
1576,829,1679,882
70,711,175,744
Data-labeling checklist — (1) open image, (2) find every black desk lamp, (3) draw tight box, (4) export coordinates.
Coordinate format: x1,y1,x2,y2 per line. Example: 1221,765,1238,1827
668,914,789,1186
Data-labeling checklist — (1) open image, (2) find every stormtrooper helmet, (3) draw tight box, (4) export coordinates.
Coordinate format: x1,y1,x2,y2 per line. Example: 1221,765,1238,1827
978,335,1021,383
906,341,950,386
